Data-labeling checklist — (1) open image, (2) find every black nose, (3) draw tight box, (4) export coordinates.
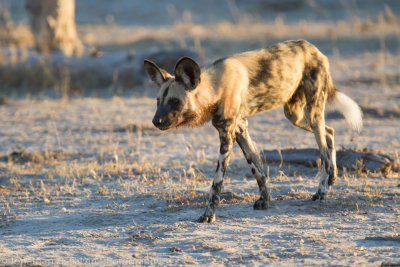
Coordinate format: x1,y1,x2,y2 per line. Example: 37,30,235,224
152,116,163,127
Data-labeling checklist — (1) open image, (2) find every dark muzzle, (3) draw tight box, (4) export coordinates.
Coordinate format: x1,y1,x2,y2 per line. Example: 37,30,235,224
152,107,172,130
152,116,164,128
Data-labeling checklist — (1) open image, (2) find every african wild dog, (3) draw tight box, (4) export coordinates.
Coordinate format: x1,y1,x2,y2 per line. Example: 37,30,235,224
144,40,362,223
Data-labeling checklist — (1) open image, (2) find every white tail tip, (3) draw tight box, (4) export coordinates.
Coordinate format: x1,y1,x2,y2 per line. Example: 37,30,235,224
330,92,363,132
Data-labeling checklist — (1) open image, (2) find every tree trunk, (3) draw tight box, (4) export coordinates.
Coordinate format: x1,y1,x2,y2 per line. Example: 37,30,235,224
26,0,83,56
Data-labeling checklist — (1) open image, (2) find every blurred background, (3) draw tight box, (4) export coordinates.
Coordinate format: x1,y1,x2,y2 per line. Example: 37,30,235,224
0,0,399,98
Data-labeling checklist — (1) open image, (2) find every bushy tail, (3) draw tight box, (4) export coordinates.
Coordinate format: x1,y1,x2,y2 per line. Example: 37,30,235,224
328,91,363,132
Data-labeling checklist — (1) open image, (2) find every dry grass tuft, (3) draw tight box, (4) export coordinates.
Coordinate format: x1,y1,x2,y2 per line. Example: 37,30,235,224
78,8,400,48
162,188,257,210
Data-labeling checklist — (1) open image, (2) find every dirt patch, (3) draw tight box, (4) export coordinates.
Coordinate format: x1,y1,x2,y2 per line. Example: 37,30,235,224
348,73,400,87
364,236,400,242
327,106,400,119
262,148,394,173
0,150,67,164
360,106,400,119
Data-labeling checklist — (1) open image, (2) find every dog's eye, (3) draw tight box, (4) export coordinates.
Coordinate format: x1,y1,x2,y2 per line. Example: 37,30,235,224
156,98,160,106
169,98,180,106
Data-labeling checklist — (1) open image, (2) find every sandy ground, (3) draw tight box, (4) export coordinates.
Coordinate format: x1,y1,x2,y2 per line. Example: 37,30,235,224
1,1,400,266
1,51,400,266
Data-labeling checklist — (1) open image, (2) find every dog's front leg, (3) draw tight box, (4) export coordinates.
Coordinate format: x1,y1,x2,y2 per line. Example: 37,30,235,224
198,119,235,223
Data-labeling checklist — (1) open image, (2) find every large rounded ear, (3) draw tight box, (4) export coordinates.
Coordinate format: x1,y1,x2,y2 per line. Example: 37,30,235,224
174,57,201,90
143,59,170,87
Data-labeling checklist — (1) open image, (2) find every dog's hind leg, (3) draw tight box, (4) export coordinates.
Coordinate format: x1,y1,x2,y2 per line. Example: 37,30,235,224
309,116,331,201
284,84,337,201
236,118,270,210
325,126,337,186
304,74,336,201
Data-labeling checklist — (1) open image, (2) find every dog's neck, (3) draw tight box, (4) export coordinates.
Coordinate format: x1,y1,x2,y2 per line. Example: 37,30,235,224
182,71,219,127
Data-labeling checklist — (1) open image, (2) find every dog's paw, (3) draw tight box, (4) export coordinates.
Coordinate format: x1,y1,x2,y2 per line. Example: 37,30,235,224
312,190,326,201
197,214,215,223
253,198,269,210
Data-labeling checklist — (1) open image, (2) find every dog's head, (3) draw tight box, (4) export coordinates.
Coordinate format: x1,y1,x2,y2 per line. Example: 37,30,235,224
144,57,201,130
